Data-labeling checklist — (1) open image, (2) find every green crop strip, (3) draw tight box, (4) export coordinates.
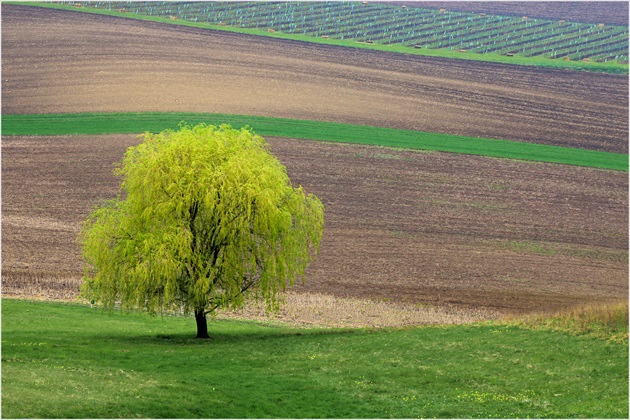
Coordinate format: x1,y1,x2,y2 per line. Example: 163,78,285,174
10,1,629,74
2,112,627,171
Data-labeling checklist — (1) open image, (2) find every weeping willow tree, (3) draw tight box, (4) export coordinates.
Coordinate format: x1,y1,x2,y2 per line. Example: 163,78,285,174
80,124,324,338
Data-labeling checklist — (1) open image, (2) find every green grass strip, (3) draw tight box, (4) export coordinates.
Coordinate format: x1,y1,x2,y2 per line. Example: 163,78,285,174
3,112,627,171
2,299,628,418
10,1,629,75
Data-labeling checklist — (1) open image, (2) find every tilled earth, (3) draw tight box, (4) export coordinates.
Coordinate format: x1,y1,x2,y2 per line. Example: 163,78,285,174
2,5,628,322
2,135,627,316
2,5,628,153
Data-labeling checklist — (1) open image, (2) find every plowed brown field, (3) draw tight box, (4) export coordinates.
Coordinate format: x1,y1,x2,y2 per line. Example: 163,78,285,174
3,134,627,318
2,5,628,153
2,5,628,324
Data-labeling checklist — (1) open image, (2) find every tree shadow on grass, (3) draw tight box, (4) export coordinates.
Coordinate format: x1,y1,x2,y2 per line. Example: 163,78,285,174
94,323,362,347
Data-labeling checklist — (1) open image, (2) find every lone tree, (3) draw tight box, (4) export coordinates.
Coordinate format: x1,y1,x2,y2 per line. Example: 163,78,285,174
80,124,324,338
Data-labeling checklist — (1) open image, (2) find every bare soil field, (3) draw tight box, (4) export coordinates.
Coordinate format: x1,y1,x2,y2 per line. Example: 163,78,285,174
1,6,628,325
409,2,629,26
2,5,628,153
2,135,627,323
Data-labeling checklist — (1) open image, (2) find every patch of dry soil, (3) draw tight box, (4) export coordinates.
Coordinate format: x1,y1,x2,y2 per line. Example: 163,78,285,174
2,5,628,153
2,6,627,325
2,135,627,321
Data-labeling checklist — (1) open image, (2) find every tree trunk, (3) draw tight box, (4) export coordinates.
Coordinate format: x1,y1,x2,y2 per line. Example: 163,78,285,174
195,309,210,339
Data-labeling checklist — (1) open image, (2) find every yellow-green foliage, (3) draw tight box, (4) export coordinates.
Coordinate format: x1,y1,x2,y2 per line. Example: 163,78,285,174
80,123,324,316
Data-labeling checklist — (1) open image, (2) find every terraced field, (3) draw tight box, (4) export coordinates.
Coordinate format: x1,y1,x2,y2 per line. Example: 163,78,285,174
1,4,628,324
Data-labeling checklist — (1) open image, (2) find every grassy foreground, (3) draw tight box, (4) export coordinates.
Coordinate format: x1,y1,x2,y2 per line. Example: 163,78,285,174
3,112,627,171
2,299,628,418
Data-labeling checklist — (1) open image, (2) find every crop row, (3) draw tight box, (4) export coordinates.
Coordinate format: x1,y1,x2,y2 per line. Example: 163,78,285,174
71,1,629,62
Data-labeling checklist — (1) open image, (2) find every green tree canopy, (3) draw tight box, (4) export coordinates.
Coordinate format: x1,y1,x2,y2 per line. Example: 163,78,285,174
80,124,324,338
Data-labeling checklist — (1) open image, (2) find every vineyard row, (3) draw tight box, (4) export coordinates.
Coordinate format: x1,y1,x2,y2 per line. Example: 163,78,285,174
72,1,629,62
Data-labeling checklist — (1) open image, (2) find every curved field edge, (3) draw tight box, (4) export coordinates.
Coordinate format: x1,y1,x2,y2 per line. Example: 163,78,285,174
1,298,628,419
10,1,629,75
2,112,627,171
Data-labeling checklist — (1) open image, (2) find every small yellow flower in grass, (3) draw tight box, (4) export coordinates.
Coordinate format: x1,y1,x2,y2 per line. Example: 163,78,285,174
457,389,536,404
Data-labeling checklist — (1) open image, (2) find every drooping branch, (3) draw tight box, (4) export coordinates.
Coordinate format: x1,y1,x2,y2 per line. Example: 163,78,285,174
204,273,260,316
80,124,324,339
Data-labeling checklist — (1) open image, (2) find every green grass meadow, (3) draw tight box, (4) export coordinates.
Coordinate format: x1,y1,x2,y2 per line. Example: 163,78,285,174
3,112,627,171
1,299,628,418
